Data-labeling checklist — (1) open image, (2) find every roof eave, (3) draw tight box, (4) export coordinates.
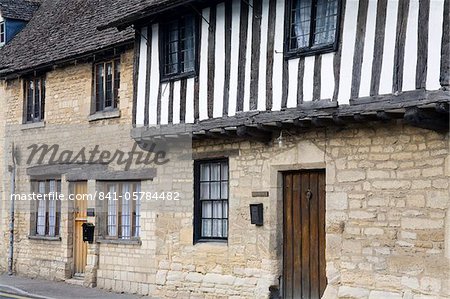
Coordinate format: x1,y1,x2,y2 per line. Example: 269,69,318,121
98,0,198,31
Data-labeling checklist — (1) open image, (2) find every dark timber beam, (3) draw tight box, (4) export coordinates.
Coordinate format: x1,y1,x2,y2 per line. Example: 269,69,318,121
436,102,449,114
236,126,272,143
404,107,449,132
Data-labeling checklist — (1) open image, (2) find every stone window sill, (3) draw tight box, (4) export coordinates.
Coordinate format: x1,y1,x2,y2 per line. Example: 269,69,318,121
87,109,120,122
96,238,141,245
28,235,61,241
21,121,45,131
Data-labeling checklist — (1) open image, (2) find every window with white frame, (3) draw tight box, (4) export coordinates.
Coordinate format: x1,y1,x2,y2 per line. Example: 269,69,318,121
0,22,5,45
105,182,141,239
34,180,61,237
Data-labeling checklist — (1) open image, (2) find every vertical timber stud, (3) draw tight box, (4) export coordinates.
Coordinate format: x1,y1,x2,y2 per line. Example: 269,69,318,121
132,30,141,126
223,0,232,116
333,0,347,101
416,0,429,89
392,0,410,93
180,79,187,123
236,0,249,112
313,55,322,101
266,0,276,110
250,0,262,110
351,0,369,99
370,0,388,96
144,28,152,126
207,5,217,119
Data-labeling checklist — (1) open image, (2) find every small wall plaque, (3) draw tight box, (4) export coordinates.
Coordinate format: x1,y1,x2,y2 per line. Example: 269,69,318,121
252,191,269,198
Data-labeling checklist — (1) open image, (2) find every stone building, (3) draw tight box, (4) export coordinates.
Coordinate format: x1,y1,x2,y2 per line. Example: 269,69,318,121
1,0,450,299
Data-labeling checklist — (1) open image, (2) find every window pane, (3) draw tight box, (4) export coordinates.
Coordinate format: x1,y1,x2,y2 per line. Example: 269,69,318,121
210,182,220,200
26,80,34,122
210,163,220,181
105,63,113,108
135,183,141,237
212,219,223,237
202,201,212,218
34,79,41,119
48,196,57,237
0,22,4,43
114,60,120,108
223,220,228,237
121,183,131,239
221,182,228,199
36,182,46,236
41,79,46,120
165,21,179,75
200,182,210,199
181,16,195,72
200,164,210,181
223,201,228,218
221,162,228,180
212,201,223,218
202,219,212,237
96,64,104,111
291,0,312,49
314,0,338,45
107,184,117,236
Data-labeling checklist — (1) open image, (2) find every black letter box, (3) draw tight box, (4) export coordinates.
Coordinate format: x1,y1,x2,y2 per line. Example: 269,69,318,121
250,203,264,226
82,222,95,244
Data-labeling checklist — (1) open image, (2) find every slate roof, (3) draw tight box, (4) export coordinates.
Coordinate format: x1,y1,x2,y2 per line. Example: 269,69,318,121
0,0,40,21
0,0,134,76
98,0,190,30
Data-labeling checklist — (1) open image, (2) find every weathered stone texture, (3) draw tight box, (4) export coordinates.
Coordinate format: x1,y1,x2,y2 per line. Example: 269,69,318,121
0,48,449,298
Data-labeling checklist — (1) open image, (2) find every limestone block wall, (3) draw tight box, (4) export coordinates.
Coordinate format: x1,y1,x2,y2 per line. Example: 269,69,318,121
0,49,136,280
94,122,449,299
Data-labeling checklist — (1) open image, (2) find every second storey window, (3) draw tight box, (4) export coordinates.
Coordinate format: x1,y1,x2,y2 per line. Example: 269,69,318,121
161,14,197,79
94,59,120,112
287,0,339,55
33,180,61,237
194,160,229,242
25,76,46,123
105,182,141,240
0,22,5,45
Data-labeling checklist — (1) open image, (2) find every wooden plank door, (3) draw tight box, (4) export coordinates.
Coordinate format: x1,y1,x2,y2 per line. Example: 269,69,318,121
73,182,88,275
283,170,326,299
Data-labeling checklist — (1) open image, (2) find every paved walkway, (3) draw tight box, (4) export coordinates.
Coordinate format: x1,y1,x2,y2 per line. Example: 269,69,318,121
0,274,143,299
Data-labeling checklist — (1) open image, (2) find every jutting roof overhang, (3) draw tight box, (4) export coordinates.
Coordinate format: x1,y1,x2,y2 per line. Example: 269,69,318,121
132,89,450,143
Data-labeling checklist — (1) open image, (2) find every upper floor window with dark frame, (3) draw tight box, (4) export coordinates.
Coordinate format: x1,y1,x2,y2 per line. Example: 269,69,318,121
194,159,229,242
161,14,197,80
94,58,120,112
286,0,340,56
0,22,5,45
25,76,46,123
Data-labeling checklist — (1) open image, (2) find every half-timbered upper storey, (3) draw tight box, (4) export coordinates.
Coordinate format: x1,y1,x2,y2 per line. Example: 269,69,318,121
102,0,449,133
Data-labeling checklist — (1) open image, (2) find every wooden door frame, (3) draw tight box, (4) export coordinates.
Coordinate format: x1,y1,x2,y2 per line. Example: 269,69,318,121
71,181,88,276
281,169,327,299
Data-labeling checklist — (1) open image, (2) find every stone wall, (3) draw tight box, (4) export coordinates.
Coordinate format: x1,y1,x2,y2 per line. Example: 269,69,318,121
0,49,137,280
0,43,449,299
94,122,449,299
